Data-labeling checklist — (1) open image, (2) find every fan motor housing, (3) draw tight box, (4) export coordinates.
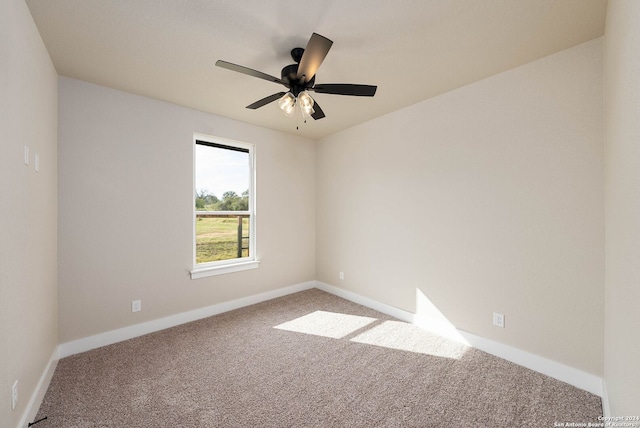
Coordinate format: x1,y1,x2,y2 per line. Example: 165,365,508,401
281,64,298,83
281,63,315,95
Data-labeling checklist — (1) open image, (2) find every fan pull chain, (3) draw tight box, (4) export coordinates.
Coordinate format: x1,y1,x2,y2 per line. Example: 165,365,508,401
295,100,309,130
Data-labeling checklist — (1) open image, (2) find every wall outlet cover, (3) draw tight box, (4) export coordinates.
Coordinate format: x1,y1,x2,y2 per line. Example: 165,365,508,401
493,312,505,328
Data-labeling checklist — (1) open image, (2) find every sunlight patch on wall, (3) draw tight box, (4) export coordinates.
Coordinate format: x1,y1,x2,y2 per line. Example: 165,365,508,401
415,287,469,345
350,320,469,359
273,310,377,339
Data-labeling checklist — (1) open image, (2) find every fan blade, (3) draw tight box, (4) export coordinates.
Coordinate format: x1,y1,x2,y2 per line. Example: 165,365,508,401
296,33,333,82
312,84,377,97
216,60,287,86
311,101,325,120
246,92,287,109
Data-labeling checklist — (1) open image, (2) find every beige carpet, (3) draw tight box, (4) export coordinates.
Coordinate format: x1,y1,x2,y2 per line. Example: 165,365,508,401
35,289,602,427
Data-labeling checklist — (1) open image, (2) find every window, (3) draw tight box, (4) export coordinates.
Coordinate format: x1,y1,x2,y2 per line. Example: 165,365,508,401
190,134,258,279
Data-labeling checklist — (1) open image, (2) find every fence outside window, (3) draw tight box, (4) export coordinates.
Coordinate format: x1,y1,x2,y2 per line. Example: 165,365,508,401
195,212,250,263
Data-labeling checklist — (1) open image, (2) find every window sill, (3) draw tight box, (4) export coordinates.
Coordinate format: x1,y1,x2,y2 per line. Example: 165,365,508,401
190,260,260,279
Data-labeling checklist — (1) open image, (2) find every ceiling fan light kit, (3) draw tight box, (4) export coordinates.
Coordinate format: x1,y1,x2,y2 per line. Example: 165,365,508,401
276,90,315,118
216,32,377,125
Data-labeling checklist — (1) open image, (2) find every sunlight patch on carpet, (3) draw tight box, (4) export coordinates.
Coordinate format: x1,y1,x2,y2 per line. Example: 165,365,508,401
350,320,469,359
273,310,377,339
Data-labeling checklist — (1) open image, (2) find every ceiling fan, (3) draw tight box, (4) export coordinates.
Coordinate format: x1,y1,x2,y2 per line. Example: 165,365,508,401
215,33,377,121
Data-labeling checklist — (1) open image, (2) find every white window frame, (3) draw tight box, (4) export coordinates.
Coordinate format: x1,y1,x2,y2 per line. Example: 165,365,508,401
190,133,259,279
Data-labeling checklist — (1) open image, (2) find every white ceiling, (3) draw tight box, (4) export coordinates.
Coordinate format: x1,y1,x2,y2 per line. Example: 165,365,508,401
26,0,607,140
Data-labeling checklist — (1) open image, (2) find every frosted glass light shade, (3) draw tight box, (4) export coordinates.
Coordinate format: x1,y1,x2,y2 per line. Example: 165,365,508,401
278,92,296,116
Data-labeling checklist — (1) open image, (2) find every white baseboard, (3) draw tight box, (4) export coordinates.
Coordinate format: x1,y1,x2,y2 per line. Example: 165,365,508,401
315,281,603,397
18,346,59,428
457,329,603,396
315,281,415,323
601,380,610,417
58,281,315,358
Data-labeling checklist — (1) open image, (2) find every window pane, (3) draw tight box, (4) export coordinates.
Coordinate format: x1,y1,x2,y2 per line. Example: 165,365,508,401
195,141,252,265
195,215,250,263
195,144,249,211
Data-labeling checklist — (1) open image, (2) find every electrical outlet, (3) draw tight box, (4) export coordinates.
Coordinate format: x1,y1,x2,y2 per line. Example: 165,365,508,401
493,312,505,328
339,271,344,280
132,300,142,312
11,380,18,410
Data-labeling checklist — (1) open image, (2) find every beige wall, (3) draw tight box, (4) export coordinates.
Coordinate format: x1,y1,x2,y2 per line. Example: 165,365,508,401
604,0,640,416
0,0,58,426
317,39,604,375
57,77,316,342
